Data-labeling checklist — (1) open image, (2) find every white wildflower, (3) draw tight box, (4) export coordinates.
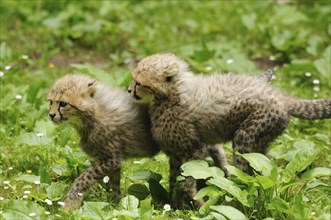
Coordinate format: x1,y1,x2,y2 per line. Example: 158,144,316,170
28,212,36,217
124,58,132,64
0,71,3,77
103,176,110,183
205,65,213,71
8,167,13,170
36,132,44,137
3,181,10,185
45,198,53,205
0,197,4,201
24,190,31,194
313,86,320,92
34,180,40,185
23,195,28,199
4,65,11,70
163,204,171,211
226,59,234,64
45,211,51,215
15,94,22,100
4,186,9,190
22,55,29,59
133,161,141,164
57,201,65,206
312,79,320,84
311,212,316,216
304,72,312,77
269,55,276,61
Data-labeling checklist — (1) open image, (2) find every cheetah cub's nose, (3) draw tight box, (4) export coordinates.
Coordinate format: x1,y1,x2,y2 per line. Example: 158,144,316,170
49,113,56,120
128,88,132,93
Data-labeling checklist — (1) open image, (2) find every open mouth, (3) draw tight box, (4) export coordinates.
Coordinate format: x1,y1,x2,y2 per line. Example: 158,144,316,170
60,117,68,122
133,93,142,100
52,117,68,123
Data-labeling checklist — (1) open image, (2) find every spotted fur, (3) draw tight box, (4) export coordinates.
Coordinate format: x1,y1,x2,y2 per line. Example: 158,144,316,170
129,53,331,208
47,74,160,210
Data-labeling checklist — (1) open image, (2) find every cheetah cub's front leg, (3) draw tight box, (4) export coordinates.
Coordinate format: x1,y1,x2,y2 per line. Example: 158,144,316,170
63,159,120,210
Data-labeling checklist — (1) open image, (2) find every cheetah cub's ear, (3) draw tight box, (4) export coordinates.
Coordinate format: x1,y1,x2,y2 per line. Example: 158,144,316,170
164,63,179,82
84,80,97,98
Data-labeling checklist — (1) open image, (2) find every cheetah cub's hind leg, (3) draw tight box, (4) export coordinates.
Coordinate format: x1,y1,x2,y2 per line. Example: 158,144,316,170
232,107,289,174
63,159,121,210
169,153,205,210
208,144,229,177
206,68,274,177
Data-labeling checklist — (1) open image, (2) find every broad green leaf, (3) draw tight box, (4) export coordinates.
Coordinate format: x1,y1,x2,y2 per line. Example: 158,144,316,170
80,202,110,220
46,181,67,200
314,45,331,80
199,194,222,216
39,166,51,184
282,144,317,183
2,200,46,220
112,209,139,218
209,166,225,178
131,170,162,182
280,140,315,162
210,212,227,220
149,179,169,203
238,153,273,176
301,167,331,181
34,120,56,137
241,14,257,30
140,199,153,219
255,176,275,189
194,186,223,200
127,183,150,200
16,132,53,146
313,134,330,145
304,181,329,191
0,42,12,61
268,197,290,214
226,165,255,182
210,205,248,220
51,163,71,176
280,181,301,194
207,176,250,207
121,195,139,210
181,160,213,179
15,174,40,183
293,194,307,220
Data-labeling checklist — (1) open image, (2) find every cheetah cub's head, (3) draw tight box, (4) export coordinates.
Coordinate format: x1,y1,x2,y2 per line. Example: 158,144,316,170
129,53,190,103
47,74,98,123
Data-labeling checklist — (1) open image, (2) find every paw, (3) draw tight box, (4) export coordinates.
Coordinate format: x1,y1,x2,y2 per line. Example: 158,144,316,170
62,197,83,210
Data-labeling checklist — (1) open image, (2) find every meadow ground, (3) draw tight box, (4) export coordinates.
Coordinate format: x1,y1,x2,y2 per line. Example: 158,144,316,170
0,1,330,219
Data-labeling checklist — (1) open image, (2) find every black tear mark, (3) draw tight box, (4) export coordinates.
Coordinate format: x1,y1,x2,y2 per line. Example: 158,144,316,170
88,80,96,87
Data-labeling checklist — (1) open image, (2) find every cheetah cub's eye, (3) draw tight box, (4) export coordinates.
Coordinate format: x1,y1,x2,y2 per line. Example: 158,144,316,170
166,76,172,82
59,101,68,107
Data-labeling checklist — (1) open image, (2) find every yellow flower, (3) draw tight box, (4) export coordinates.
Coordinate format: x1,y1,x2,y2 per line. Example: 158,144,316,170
49,63,55,69
26,169,32,174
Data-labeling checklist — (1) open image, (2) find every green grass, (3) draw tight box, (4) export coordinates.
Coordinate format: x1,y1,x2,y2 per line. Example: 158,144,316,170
0,1,330,219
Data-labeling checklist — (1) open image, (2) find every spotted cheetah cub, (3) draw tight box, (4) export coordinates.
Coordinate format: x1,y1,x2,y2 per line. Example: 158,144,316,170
129,53,331,208
47,74,159,210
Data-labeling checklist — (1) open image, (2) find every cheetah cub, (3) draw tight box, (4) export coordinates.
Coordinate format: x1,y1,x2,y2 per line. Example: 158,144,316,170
47,74,159,210
129,53,331,208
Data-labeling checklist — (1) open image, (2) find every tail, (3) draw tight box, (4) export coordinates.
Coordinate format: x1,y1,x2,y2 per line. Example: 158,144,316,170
288,98,331,119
